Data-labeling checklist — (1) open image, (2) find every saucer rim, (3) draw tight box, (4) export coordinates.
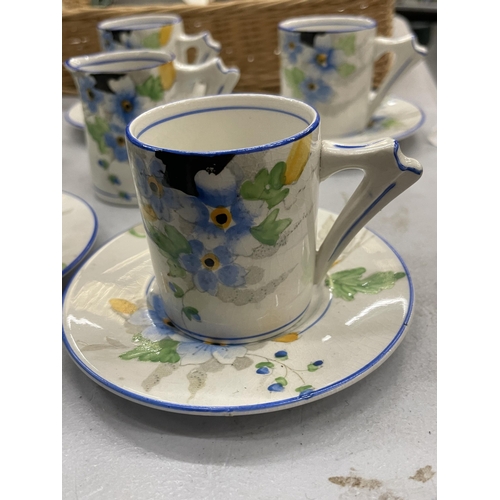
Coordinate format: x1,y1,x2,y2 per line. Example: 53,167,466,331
327,96,426,143
62,191,99,278
62,213,414,416
64,102,84,130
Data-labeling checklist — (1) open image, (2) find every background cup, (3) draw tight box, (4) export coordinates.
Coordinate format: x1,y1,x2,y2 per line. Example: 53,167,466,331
97,14,221,65
125,93,422,344
278,15,427,138
65,50,240,206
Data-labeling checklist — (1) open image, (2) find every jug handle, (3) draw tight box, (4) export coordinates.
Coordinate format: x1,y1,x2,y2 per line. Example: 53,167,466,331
176,31,221,65
367,35,427,119
314,138,422,284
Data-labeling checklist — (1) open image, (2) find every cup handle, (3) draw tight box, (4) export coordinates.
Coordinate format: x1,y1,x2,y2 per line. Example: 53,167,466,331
314,138,422,283
367,35,427,118
176,32,221,64
174,57,240,96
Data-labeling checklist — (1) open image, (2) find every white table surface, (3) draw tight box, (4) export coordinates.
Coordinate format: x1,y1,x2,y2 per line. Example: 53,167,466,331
62,15,437,500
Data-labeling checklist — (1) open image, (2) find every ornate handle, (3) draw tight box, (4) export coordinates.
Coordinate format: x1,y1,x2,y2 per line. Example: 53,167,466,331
176,32,221,64
368,35,427,118
314,138,423,283
174,57,240,97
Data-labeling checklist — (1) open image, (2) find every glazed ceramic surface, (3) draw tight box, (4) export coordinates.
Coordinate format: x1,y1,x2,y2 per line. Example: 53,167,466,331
97,14,220,65
278,15,426,137
62,191,98,277
64,102,84,130
65,50,239,206
62,209,413,416
329,97,425,144
125,93,422,342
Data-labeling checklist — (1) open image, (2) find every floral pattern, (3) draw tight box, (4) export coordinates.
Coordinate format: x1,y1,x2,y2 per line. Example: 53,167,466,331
86,264,407,400
99,25,175,53
73,63,177,202
179,240,246,295
131,136,312,317
281,32,358,106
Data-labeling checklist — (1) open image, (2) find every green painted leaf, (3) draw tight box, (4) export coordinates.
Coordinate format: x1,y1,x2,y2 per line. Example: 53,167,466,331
136,75,163,101
307,363,320,372
284,67,306,87
269,161,286,190
166,258,186,278
250,209,291,246
147,223,191,259
255,361,274,369
295,385,313,393
337,63,356,78
325,267,406,301
381,118,398,128
275,376,288,386
336,34,356,55
142,32,161,49
163,224,192,256
240,166,289,209
170,282,185,298
119,337,180,364
182,306,200,321
86,116,109,154
128,227,146,238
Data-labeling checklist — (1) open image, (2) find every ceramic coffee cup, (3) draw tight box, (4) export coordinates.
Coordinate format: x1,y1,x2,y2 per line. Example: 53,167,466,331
65,50,239,206
125,93,423,344
278,15,427,138
97,14,221,65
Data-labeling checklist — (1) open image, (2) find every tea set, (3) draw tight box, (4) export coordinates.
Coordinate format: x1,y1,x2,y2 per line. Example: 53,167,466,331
62,13,427,415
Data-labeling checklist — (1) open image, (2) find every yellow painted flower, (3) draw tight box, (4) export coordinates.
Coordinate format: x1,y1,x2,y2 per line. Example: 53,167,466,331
109,299,138,315
159,61,176,90
140,203,158,222
273,332,299,343
159,25,173,46
284,134,311,184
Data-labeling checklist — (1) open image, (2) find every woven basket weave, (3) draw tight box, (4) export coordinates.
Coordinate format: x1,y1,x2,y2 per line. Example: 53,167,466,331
62,0,395,95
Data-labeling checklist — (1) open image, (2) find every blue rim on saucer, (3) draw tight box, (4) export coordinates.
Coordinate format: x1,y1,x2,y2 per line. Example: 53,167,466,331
62,191,98,278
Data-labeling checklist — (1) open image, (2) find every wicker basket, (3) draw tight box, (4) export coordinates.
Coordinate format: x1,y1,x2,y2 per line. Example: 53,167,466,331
62,0,396,95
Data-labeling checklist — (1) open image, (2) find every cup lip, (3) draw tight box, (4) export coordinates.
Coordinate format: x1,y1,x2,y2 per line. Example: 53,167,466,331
126,93,320,157
64,49,175,74
278,15,377,33
97,14,182,32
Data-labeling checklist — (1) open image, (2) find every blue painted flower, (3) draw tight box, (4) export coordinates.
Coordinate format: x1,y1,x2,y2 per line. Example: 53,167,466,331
282,32,303,64
128,293,246,366
179,239,246,295
107,76,143,125
310,35,337,73
100,31,116,51
299,77,333,105
310,47,336,73
118,32,137,50
175,340,247,366
268,383,285,392
128,293,177,342
257,367,270,374
78,76,104,113
104,124,128,162
133,155,180,222
176,169,261,256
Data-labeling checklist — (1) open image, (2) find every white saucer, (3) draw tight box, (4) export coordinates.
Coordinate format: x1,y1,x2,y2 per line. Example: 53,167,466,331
64,101,84,130
62,209,413,416
329,97,425,145
62,191,98,278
